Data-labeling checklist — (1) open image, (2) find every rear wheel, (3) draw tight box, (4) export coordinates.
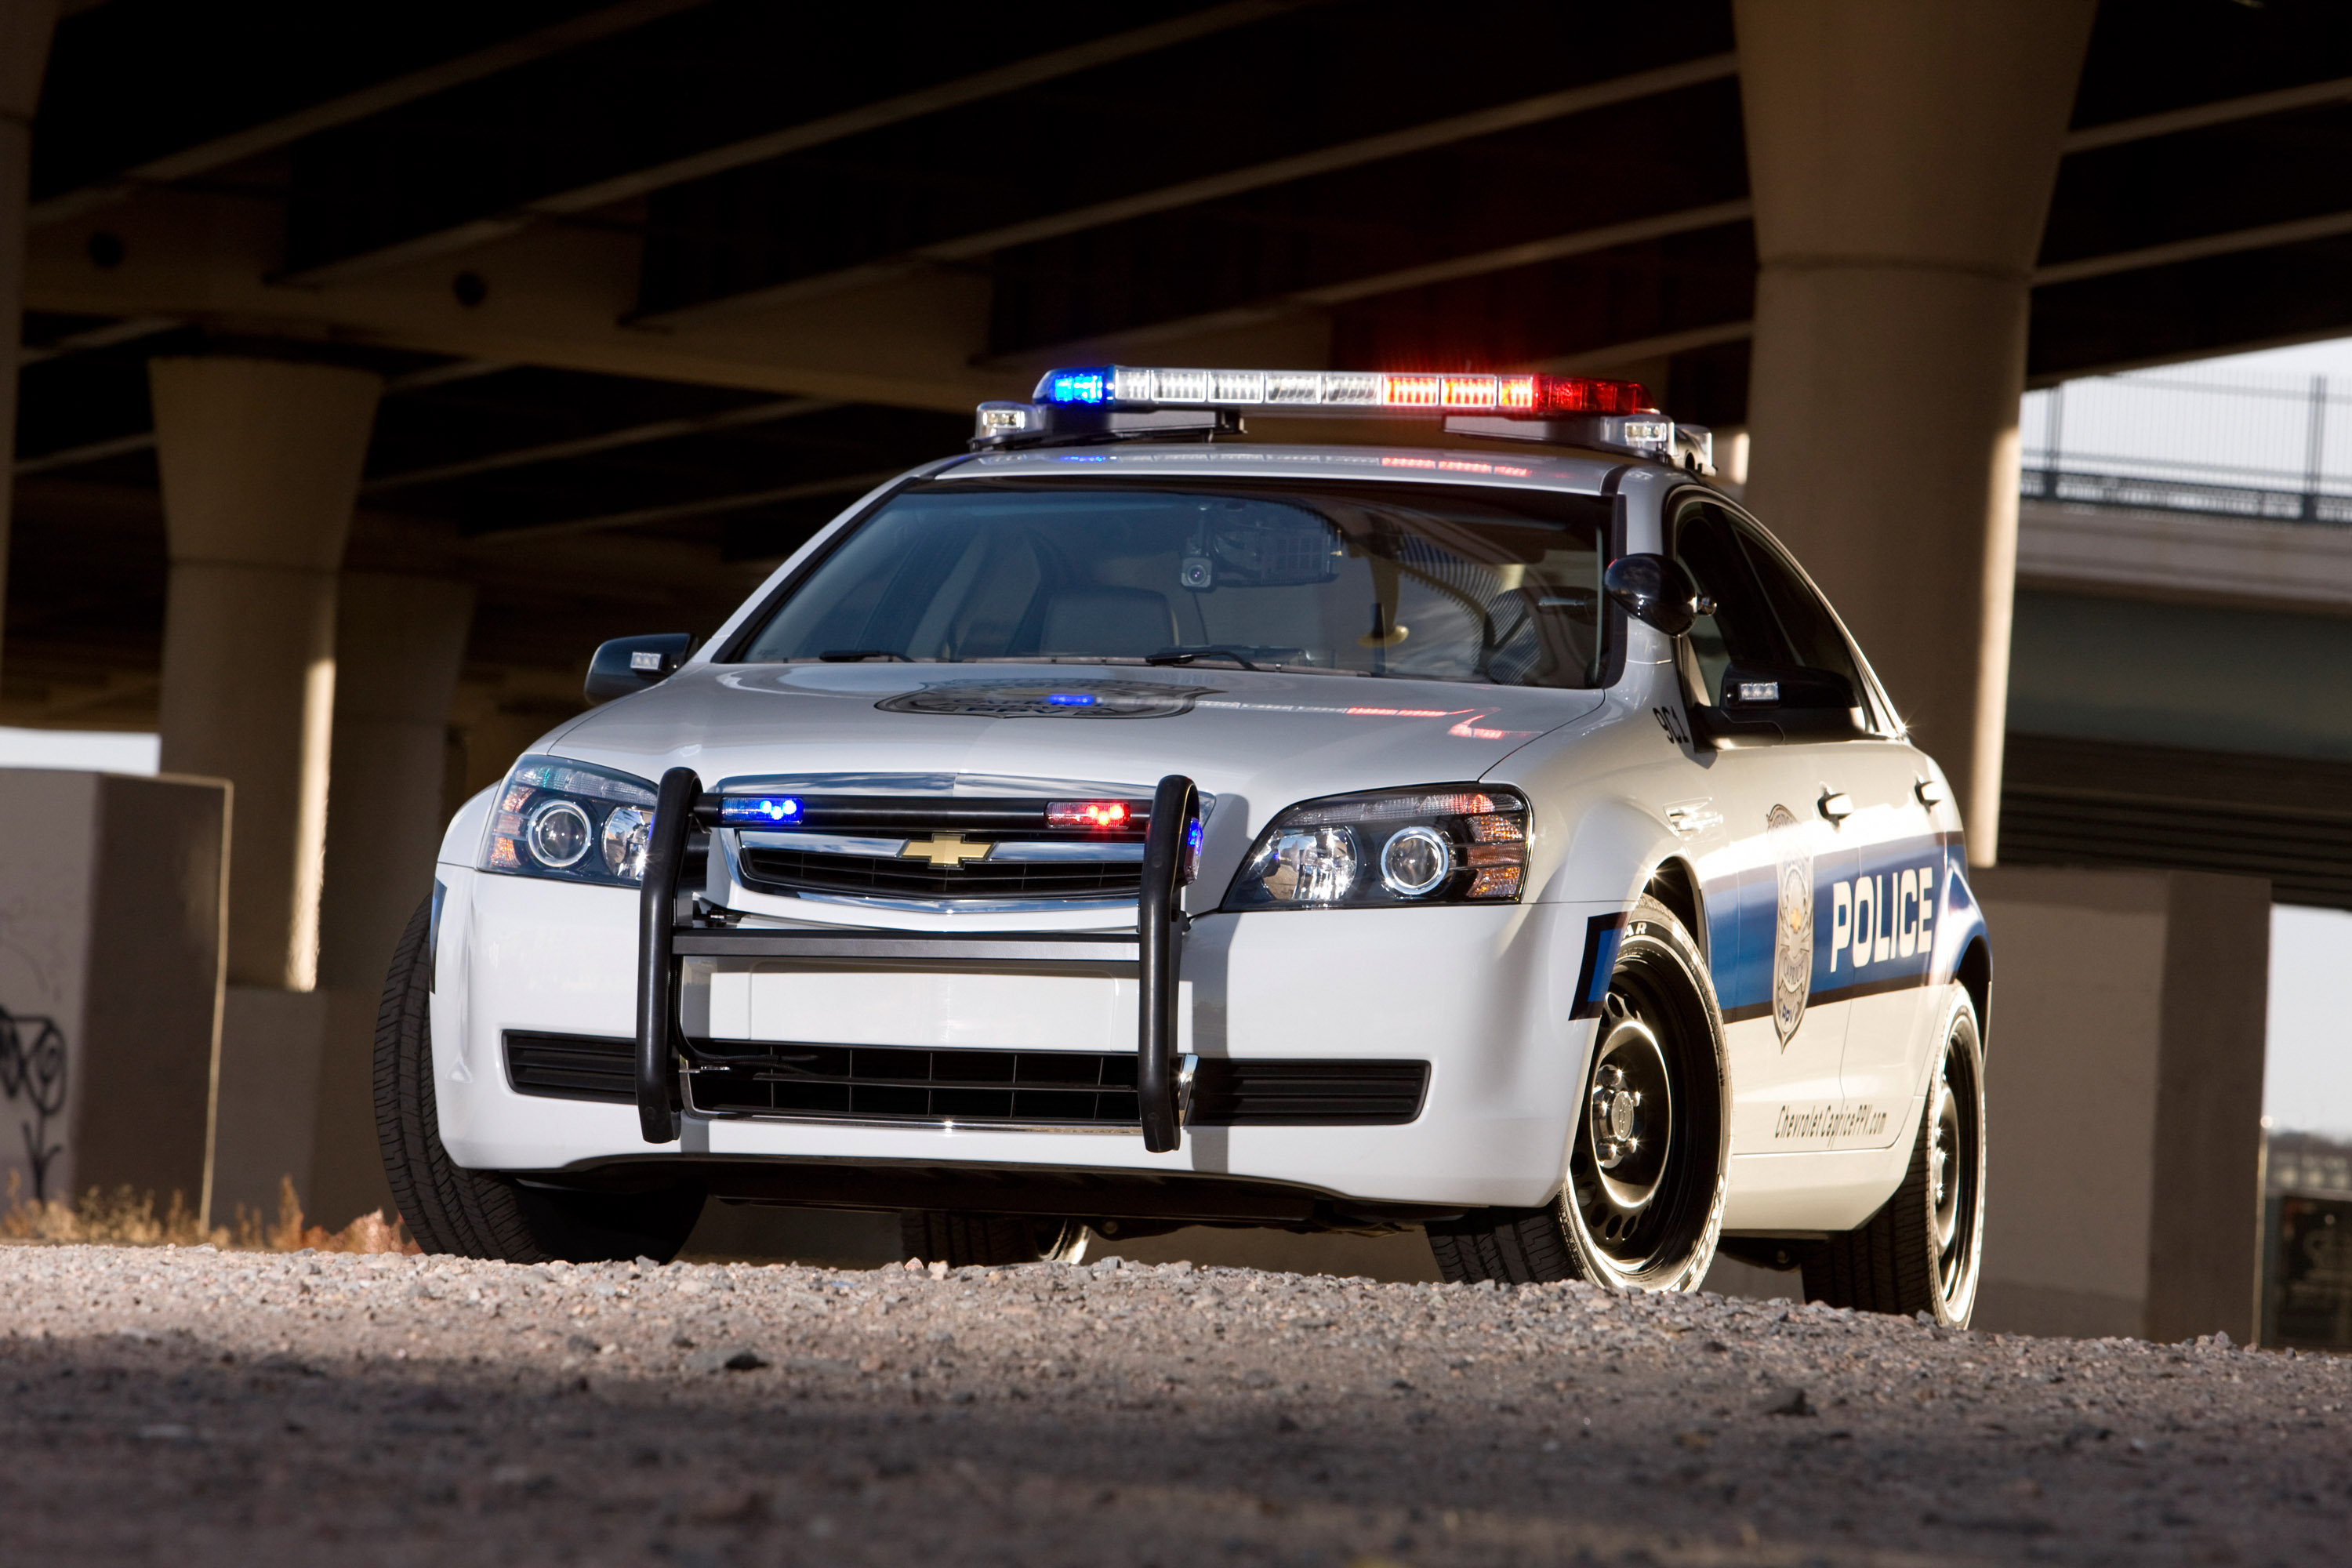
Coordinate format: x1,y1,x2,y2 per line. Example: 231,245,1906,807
899,1212,1090,1268
1801,987,1986,1325
376,895,706,1263
1427,896,1729,1289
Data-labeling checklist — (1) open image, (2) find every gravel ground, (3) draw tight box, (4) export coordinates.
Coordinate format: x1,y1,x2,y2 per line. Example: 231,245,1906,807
2,1243,2346,1566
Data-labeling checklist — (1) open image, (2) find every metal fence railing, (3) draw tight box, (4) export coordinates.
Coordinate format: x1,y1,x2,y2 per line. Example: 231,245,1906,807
2020,369,2352,526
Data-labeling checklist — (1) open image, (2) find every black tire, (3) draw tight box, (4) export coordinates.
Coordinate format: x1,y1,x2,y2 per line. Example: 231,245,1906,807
1427,895,1729,1290
898,1211,1090,1268
375,895,706,1264
1801,987,1986,1326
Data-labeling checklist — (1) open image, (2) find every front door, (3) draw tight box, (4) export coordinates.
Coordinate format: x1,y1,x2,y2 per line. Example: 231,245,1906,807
1686,500,1946,1153
1669,502,1853,1157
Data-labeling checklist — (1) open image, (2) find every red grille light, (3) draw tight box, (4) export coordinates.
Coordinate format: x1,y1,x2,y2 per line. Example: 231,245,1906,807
1047,800,1137,830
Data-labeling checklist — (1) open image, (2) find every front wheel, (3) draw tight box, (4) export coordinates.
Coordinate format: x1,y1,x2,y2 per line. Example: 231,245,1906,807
1801,986,1986,1326
1427,896,1730,1290
375,895,706,1263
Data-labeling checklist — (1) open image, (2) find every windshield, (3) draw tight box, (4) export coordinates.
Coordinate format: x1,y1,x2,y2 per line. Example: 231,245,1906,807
735,477,1610,688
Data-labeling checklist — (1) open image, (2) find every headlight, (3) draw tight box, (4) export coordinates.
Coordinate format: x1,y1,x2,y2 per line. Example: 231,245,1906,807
1223,786,1528,909
479,754,660,887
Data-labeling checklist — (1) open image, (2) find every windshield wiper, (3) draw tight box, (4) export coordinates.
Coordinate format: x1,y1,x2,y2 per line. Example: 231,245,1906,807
817,649,912,662
1146,644,1265,671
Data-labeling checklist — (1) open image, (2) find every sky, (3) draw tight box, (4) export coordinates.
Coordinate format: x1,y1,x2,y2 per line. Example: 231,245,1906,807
4,332,2350,1134
2268,905,2352,1138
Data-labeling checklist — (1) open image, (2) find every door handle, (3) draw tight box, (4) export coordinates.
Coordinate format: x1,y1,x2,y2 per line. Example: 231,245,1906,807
1818,789,1855,822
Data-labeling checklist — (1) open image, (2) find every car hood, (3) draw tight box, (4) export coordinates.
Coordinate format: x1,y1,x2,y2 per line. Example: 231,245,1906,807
548,661,1602,833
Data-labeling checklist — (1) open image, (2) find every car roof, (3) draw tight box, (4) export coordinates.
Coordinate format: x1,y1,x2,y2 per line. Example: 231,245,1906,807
937,440,1634,496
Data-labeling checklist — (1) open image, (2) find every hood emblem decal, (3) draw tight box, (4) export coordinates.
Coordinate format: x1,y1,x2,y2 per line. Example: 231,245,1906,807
876,679,1214,720
901,834,993,868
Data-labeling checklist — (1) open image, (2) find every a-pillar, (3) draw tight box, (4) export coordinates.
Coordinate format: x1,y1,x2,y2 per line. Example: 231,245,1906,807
1733,1,2095,865
151,357,382,1225
0,0,60,684
310,572,477,1229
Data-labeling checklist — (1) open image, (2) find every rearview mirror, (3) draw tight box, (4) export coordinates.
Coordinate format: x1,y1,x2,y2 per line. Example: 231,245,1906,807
585,633,695,705
1602,554,1697,637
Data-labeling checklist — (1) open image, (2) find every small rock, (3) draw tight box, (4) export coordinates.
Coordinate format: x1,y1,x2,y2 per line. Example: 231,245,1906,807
1759,1386,1813,1417
723,1349,768,1372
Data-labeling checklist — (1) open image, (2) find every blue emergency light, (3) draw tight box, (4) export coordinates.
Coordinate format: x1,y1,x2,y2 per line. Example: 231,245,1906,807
719,796,803,826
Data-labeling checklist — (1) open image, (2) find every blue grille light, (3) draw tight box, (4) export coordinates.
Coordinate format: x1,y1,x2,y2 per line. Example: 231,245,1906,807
1044,692,1097,706
720,796,802,825
1041,368,1111,405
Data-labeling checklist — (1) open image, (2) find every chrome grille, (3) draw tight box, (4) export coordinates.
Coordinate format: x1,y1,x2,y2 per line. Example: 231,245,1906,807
728,793,1149,904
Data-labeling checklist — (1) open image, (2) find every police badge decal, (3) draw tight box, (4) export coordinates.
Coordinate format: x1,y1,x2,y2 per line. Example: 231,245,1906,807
1766,804,1812,1047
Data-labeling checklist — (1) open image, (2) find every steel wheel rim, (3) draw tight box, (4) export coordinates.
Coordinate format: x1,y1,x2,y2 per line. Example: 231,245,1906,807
1930,1024,1982,1305
1575,990,1678,1259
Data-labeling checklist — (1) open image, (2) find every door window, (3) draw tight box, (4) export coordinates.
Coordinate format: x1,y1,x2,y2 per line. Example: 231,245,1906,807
1671,501,1873,733
1670,503,1781,708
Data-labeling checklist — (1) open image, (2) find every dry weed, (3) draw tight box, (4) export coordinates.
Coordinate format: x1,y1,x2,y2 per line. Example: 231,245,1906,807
2,1171,416,1254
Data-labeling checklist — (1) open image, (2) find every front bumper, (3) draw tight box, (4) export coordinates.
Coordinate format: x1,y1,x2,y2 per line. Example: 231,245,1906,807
433,866,1613,1210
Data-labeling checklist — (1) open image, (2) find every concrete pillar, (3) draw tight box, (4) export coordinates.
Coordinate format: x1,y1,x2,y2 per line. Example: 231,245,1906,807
151,358,383,989
151,357,379,1226
1733,1,2095,865
1971,867,2270,1344
309,572,475,1228
0,1,60,689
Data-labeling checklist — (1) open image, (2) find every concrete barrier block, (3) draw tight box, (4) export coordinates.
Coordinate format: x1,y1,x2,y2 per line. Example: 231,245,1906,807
306,985,397,1229
1972,866,2269,1342
209,985,328,1225
0,768,226,1210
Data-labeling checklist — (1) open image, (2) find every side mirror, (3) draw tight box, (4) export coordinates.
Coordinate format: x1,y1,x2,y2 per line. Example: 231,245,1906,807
1602,554,1698,637
585,633,695,705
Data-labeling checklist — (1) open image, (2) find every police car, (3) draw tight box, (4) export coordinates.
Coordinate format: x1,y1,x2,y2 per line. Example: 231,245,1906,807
376,365,1989,1325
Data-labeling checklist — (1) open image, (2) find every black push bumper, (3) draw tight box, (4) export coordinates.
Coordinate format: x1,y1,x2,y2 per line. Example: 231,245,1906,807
633,769,1201,1152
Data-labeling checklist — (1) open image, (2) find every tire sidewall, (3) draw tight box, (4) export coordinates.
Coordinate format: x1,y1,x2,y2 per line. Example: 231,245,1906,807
1557,895,1731,1292
1926,985,1987,1327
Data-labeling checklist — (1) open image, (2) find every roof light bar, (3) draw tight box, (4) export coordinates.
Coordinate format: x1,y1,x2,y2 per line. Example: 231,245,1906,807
973,365,1712,472
1034,365,1653,419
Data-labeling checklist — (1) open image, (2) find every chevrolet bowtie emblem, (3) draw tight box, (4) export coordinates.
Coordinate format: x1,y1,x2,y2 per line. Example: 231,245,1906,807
900,834,993,868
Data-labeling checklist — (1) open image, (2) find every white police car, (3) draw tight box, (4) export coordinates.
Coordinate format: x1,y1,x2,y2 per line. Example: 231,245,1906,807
376,365,1988,1324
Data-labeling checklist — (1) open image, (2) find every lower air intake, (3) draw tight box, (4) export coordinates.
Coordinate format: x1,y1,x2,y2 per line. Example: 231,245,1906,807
502,1033,1426,1127
505,1030,635,1103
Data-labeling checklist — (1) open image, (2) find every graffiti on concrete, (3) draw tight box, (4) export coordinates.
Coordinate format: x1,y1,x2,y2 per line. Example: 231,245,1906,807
0,1006,66,1200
